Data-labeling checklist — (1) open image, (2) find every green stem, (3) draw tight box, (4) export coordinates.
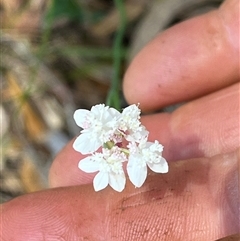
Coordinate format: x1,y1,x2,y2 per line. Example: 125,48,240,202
106,0,127,110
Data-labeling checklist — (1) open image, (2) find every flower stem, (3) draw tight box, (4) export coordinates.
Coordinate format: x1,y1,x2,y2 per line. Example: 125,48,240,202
106,0,127,111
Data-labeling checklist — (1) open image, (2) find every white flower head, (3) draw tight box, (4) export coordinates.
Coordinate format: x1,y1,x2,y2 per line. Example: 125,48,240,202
118,104,149,143
120,104,141,131
73,103,169,192
79,146,127,192
127,140,168,188
73,104,121,154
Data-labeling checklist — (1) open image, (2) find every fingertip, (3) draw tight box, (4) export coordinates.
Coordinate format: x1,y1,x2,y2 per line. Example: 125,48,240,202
123,3,239,112
219,0,240,52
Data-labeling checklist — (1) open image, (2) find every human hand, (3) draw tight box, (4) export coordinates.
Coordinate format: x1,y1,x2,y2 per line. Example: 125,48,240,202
1,0,239,240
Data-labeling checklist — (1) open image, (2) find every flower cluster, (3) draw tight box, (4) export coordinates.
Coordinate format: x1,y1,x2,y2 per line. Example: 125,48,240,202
73,104,168,192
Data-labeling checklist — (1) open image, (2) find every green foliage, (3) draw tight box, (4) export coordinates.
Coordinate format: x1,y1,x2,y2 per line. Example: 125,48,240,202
44,0,83,25
42,0,127,110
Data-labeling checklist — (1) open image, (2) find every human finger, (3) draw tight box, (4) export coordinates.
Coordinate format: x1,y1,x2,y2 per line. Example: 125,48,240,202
123,0,239,112
143,83,239,162
2,149,239,240
49,138,96,187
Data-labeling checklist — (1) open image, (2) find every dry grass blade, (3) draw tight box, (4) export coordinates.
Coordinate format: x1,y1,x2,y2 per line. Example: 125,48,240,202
90,1,146,38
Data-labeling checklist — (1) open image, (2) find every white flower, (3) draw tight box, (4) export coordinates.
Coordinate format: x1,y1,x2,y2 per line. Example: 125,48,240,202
118,104,149,143
125,125,149,143
78,147,127,192
120,104,141,132
127,140,168,188
73,103,169,192
73,104,121,154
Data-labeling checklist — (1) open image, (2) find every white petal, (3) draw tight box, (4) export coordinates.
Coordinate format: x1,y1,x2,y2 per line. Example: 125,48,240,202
109,173,126,192
127,156,147,188
126,129,149,143
147,157,169,173
108,107,121,117
122,104,140,117
91,104,106,114
73,109,89,128
93,171,109,191
73,134,101,154
78,157,99,173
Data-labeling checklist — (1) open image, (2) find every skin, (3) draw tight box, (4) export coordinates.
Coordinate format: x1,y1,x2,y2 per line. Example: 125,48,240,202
1,0,239,240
